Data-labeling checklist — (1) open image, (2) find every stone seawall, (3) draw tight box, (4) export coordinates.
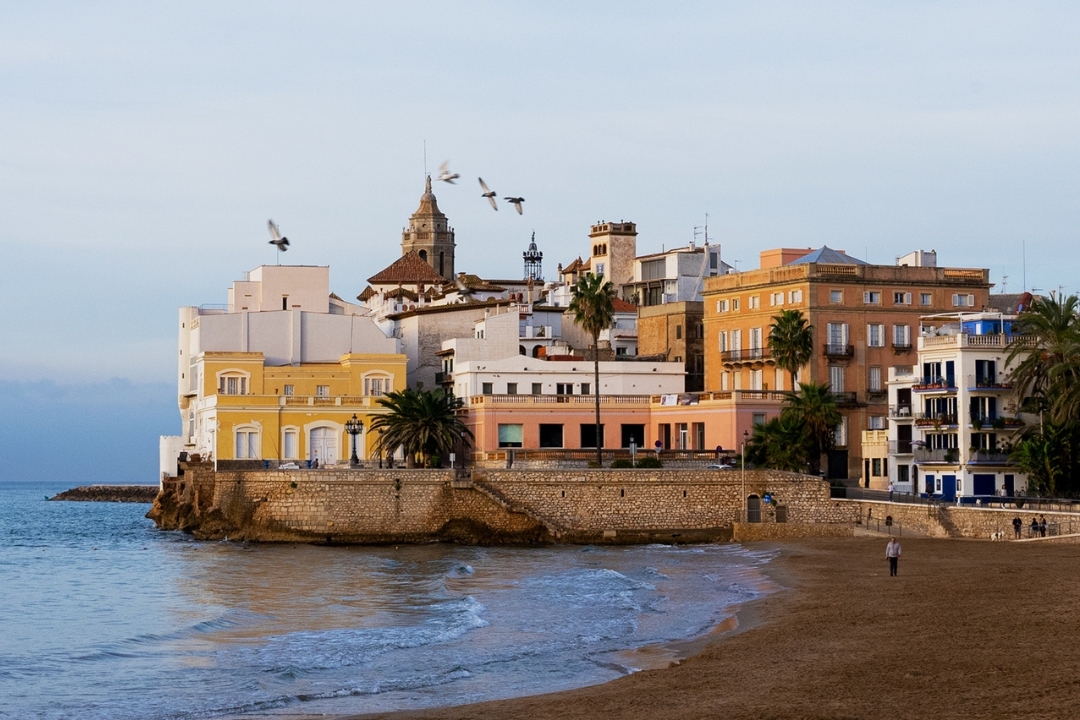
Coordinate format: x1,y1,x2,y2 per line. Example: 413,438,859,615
147,463,850,544
846,500,1080,540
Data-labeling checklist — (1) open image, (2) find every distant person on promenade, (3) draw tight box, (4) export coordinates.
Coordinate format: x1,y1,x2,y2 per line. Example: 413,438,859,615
1000,484,1008,508
888,481,895,502
1040,516,1048,537
1030,517,1039,538
1013,516,1023,539
886,537,901,576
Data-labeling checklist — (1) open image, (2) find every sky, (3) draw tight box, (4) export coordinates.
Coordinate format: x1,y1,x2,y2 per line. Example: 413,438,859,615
1,2,1079,481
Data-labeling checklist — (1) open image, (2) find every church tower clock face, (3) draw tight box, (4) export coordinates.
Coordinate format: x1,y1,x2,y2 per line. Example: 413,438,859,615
401,176,456,282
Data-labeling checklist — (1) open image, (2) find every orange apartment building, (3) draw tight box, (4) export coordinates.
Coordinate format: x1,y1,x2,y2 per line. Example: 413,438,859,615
701,247,991,478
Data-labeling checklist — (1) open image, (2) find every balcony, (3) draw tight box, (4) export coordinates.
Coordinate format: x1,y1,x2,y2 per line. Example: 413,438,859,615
914,447,961,464
435,371,452,384
830,391,859,406
968,450,1012,465
823,343,854,358
966,374,1012,391
912,377,957,392
889,440,914,455
720,348,772,364
914,413,958,428
970,415,1025,430
693,390,788,403
470,394,652,407
889,404,913,419
866,389,888,403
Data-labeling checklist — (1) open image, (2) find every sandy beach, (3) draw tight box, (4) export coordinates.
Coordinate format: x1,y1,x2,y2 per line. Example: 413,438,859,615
345,537,1080,720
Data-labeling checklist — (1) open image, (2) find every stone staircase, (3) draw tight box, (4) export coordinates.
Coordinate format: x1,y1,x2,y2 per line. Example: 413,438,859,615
465,475,568,537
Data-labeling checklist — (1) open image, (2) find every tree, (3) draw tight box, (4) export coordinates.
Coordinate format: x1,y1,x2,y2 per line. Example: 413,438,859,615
767,308,814,390
368,388,472,468
1010,423,1071,497
1005,293,1080,421
569,273,616,467
744,414,809,472
783,382,842,476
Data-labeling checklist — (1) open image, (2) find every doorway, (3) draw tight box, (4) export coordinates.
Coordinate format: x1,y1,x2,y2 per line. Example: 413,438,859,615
310,427,338,465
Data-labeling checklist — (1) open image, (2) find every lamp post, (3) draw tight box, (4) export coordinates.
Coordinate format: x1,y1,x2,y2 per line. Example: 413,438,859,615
345,414,363,468
740,429,749,522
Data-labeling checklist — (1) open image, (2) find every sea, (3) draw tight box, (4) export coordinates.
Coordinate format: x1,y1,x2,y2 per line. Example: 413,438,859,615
1,481,777,720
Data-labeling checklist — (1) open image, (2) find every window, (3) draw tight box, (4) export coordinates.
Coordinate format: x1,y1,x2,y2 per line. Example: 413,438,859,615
595,263,605,275
556,383,573,395
788,289,803,304
716,299,729,313
710,252,718,269
829,365,844,392
721,372,730,391
897,464,910,484
863,291,882,305
693,422,705,450
920,292,932,306
872,458,882,476
283,430,298,459
676,324,682,340
506,383,518,395
482,382,493,394
749,327,763,357
869,416,885,430
869,366,882,392
952,293,976,307
830,290,843,304
753,412,767,427
219,374,248,395
826,322,849,353
498,424,523,448
283,384,294,396
834,417,848,446
580,383,591,395
748,295,760,309
770,292,784,306
718,331,728,353
235,429,259,459
775,368,785,391
316,385,330,397
894,292,912,305
364,376,389,396
868,323,885,347
539,424,563,448
731,329,742,354
532,383,542,395
749,369,763,390
580,424,605,448
731,298,740,311
641,258,665,280
893,324,911,347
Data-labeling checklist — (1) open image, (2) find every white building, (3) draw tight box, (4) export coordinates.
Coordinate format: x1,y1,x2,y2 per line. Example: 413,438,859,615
885,311,1030,501
624,243,731,306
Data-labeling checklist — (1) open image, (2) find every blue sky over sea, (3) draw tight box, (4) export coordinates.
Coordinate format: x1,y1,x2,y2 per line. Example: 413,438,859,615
1,2,1078,481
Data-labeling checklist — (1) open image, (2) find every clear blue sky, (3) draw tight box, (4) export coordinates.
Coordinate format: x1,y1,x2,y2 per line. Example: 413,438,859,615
1,3,1078,480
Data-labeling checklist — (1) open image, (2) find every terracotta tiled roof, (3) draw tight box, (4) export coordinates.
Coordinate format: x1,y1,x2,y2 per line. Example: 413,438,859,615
357,285,377,302
562,257,585,273
445,274,507,293
611,297,638,313
368,251,447,285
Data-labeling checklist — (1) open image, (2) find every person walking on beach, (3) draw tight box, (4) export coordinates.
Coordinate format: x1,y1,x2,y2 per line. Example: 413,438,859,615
886,537,901,576
1013,516,1023,539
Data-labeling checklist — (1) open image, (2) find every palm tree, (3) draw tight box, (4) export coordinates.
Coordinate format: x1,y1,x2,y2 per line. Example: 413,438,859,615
783,382,842,476
767,308,814,391
368,388,472,468
569,273,616,466
1005,293,1080,418
744,414,809,472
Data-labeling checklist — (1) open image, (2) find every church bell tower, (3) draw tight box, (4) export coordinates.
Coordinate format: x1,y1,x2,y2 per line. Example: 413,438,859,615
401,176,456,282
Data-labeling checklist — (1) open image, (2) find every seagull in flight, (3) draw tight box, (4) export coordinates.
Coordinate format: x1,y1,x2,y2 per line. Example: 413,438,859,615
478,177,498,210
504,196,525,215
437,161,459,184
267,220,289,251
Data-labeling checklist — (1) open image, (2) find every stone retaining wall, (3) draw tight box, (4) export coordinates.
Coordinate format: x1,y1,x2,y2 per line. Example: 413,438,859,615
846,500,1080,540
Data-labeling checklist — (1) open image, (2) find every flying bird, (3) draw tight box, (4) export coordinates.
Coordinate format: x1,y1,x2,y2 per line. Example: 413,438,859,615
267,220,289,251
437,161,459,184
478,177,498,210
503,196,525,215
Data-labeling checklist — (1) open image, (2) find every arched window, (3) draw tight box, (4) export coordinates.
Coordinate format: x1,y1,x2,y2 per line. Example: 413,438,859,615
216,370,250,395
519,345,526,356
419,249,428,262
235,426,260,459
439,251,445,276
363,373,393,396
531,345,542,358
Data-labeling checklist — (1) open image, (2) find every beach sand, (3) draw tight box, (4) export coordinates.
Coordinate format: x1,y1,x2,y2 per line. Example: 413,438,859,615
344,536,1080,720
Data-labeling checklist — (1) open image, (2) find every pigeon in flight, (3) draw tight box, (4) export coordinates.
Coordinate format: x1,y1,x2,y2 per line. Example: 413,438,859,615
478,177,498,210
504,196,525,215
267,220,289,251
437,161,459,184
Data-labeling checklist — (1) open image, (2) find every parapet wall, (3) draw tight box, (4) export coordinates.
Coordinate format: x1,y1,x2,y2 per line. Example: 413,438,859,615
148,463,849,544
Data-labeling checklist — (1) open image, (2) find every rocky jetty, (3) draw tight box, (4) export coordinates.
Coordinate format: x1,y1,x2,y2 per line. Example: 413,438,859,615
50,485,159,503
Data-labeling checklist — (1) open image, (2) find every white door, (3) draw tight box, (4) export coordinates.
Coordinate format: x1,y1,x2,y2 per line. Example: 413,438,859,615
310,427,338,465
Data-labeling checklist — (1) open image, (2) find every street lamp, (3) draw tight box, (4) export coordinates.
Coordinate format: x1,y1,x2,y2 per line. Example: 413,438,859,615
740,429,749,523
345,414,363,468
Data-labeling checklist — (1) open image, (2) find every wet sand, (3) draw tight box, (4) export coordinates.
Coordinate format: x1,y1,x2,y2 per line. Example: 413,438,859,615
345,537,1080,720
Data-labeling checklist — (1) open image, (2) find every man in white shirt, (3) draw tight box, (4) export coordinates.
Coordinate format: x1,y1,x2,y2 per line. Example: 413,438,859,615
886,537,901,576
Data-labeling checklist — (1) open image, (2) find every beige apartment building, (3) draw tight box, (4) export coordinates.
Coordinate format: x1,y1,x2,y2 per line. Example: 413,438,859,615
701,247,990,478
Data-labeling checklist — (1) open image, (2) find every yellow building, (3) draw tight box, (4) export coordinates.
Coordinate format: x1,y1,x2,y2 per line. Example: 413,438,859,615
170,264,407,468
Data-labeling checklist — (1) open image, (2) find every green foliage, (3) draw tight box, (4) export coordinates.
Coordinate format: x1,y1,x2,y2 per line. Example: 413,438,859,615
586,460,602,468
635,456,663,468
782,382,842,475
745,415,809,472
569,273,617,467
610,458,634,468
768,309,814,389
368,388,472,468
